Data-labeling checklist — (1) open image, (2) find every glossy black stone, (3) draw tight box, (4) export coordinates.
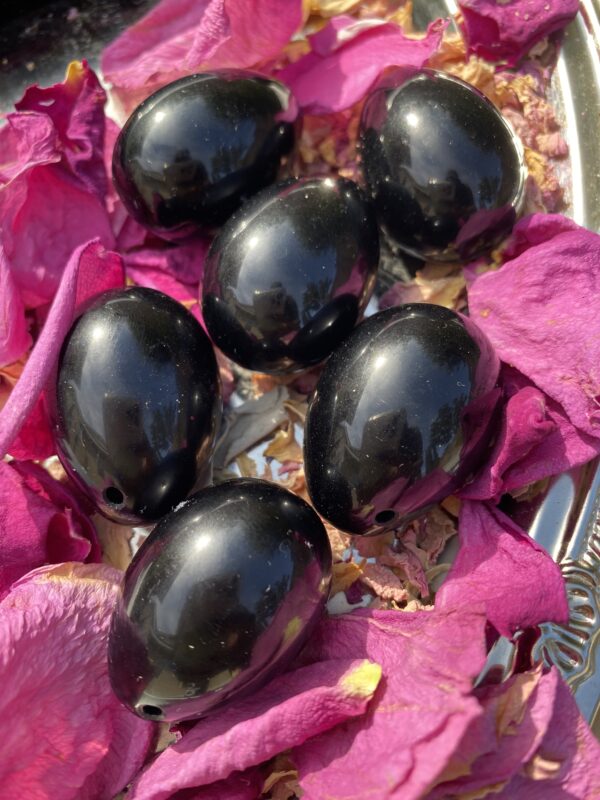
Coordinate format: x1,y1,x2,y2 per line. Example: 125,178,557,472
202,177,380,373
53,287,221,524
304,304,501,535
108,478,332,722
112,70,299,239
358,68,525,262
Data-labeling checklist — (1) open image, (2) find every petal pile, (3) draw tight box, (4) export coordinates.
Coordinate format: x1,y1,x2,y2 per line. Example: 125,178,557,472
0,563,154,799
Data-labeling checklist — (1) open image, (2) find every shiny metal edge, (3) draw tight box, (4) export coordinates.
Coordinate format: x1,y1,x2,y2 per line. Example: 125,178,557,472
416,0,600,732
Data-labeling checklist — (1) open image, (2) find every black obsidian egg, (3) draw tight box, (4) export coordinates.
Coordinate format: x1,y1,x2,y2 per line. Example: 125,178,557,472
108,478,332,722
202,176,380,373
112,70,299,239
53,287,221,524
358,68,525,262
304,304,501,535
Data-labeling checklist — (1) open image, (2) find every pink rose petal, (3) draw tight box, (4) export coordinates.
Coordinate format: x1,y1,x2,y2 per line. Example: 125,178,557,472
459,0,579,66
294,608,487,800
469,214,600,440
428,667,555,798
463,366,600,501
0,563,154,798
0,460,99,599
6,393,56,461
494,668,600,799
179,769,264,800
1,64,115,308
129,657,381,800
101,0,304,110
0,239,125,459
16,61,109,201
0,245,30,367
436,501,568,637
279,17,447,114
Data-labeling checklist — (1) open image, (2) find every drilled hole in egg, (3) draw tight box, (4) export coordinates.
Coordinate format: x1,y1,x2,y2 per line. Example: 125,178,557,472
103,486,125,507
140,704,163,719
375,509,396,525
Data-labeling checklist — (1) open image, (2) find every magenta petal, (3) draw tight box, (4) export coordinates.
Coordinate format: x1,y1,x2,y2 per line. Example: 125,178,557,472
0,240,124,459
463,366,600,500
0,245,30,367
101,0,304,107
129,658,381,800
0,459,100,599
0,563,154,798
280,17,447,114
295,608,487,800
436,501,568,637
15,61,109,201
176,769,264,800
494,669,600,799
459,0,579,66
469,215,600,440
0,112,60,183
6,393,56,461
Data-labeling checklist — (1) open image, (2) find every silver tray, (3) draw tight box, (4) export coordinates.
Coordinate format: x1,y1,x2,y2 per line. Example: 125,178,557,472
415,0,600,735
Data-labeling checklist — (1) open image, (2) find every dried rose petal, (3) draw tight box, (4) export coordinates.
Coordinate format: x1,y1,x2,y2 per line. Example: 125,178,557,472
294,608,487,800
1,62,114,309
280,16,447,114
129,658,381,799
463,366,600,501
468,215,600,440
101,0,304,112
494,668,600,798
0,244,30,367
6,393,56,461
0,240,124,459
436,501,568,637
0,563,154,798
16,60,109,201
459,0,579,66
0,460,99,599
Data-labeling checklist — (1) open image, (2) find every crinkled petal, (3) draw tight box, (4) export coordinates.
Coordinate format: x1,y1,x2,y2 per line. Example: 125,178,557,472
295,608,487,800
469,214,600,440
494,668,600,799
0,460,99,600
16,61,109,201
280,17,447,113
0,240,125,459
428,667,553,798
0,113,60,184
179,769,264,800
129,658,381,800
101,0,304,110
0,563,154,799
459,0,579,66
0,245,30,367
3,165,115,307
6,393,56,461
463,366,600,501
436,501,568,637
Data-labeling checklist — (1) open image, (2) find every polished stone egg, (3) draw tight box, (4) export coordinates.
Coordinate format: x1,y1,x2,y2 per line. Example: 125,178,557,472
108,478,332,722
53,287,221,524
112,70,299,239
202,176,380,373
304,303,501,535
358,67,525,262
